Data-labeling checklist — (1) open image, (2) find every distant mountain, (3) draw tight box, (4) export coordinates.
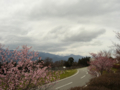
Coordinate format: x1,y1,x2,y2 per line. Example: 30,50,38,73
0,49,83,62
38,52,83,62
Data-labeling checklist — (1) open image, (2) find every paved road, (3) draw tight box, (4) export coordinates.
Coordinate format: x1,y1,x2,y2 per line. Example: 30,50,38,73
47,67,93,90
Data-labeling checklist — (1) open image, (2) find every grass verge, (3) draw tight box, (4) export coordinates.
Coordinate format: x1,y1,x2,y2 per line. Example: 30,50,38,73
60,69,77,79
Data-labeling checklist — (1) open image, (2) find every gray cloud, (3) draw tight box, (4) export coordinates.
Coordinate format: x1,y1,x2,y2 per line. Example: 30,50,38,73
0,18,31,36
34,40,74,52
4,35,33,45
71,40,102,48
48,26,106,42
0,36,2,40
0,0,118,55
63,29,106,42
35,44,67,52
43,26,70,40
7,41,71,52
28,0,120,20
35,27,106,52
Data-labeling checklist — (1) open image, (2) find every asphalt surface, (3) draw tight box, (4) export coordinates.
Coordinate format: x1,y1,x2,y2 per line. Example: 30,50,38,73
47,67,93,90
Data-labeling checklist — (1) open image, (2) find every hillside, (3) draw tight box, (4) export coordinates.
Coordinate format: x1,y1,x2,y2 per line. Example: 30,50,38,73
3,49,84,62
38,52,83,62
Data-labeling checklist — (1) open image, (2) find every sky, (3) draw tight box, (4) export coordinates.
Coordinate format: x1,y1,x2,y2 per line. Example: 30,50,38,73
0,0,120,56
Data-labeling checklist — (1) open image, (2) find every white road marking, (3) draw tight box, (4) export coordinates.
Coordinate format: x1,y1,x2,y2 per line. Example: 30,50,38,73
81,75,86,79
55,82,73,89
43,68,85,87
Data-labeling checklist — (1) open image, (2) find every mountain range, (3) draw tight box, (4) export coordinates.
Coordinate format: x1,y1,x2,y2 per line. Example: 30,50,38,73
1,49,84,62
38,52,83,62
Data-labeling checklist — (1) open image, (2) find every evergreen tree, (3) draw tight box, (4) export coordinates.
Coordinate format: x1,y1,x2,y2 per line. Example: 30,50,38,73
68,57,74,67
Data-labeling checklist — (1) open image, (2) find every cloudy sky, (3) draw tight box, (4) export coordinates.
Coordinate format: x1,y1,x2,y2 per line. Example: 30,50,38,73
0,0,120,56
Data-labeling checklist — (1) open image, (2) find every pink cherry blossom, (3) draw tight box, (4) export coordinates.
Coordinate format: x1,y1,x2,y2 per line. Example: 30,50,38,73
0,44,61,90
88,51,116,77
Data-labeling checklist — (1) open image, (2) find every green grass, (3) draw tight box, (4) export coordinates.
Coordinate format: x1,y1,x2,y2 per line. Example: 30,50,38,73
111,68,118,73
102,68,118,75
60,69,77,79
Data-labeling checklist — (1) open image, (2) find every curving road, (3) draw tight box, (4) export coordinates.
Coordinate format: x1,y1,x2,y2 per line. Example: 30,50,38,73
48,67,93,90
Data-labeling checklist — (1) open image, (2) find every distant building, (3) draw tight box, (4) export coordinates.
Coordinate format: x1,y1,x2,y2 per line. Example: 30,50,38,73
63,66,66,69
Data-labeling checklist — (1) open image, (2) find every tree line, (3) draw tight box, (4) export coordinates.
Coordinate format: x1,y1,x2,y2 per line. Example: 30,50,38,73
38,56,91,69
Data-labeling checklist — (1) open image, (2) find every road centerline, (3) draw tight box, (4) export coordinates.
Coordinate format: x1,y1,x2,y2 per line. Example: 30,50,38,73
55,82,73,89
81,75,86,79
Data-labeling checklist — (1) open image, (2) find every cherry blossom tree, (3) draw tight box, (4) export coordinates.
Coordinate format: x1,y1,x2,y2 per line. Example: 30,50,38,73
88,51,116,77
0,44,60,90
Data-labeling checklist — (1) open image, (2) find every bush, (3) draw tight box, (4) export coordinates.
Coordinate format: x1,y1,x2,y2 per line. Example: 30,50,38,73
69,86,110,90
69,86,82,90
88,73,120,90
113,64,120,69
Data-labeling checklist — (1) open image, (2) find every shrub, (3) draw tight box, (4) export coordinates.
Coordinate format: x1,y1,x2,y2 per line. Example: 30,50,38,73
88,73,120,90
113,64,120,69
